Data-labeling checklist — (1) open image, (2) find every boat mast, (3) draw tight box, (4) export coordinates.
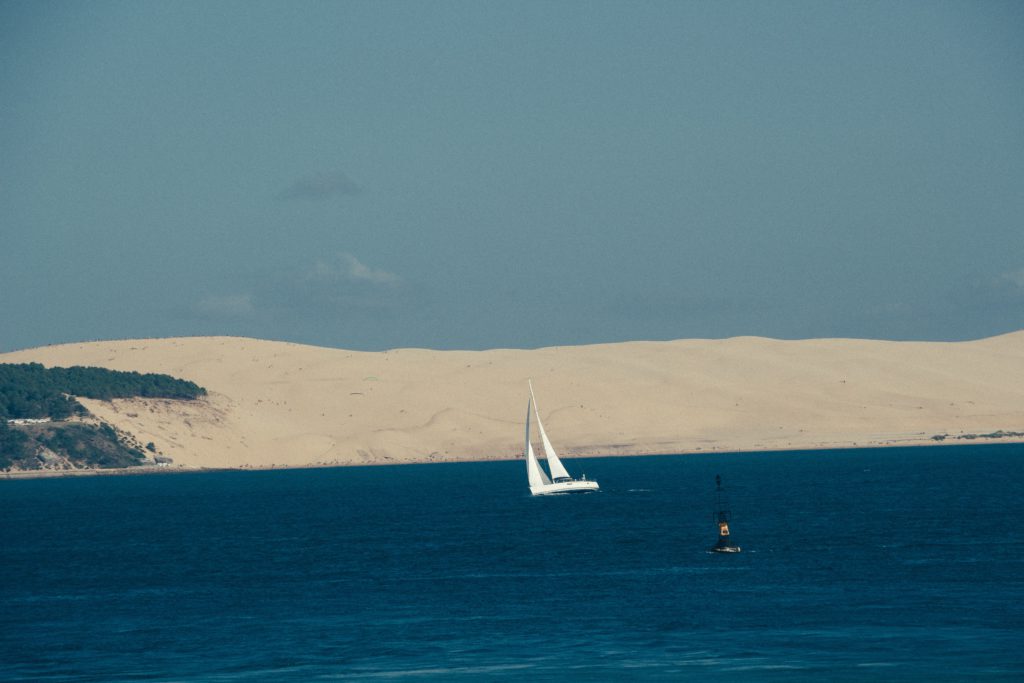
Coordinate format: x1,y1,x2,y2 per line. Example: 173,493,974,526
527,380,572,481
525,396,550,488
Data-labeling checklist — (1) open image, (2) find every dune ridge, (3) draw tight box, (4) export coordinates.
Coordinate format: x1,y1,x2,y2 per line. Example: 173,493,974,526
2,332,1023,471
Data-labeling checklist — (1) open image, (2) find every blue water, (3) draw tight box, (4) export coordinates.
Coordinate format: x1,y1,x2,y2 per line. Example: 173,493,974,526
2,444,1023,681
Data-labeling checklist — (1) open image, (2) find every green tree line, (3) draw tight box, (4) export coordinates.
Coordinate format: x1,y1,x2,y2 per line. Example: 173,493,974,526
0,362,206,420
0,419,147,470
0,419,31,467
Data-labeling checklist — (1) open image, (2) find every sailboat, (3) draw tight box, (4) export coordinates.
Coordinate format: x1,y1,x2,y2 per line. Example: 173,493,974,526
524,380,599,495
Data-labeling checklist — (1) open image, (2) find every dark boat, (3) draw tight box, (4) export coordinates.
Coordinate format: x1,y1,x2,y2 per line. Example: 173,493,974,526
710,474,741,553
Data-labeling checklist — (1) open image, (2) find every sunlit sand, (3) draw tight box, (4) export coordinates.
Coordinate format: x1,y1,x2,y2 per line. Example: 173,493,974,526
3,332,1022,470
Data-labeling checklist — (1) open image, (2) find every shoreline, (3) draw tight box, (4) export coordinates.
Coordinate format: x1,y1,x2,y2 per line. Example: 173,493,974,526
3,333,1022,476
5,434,1023,480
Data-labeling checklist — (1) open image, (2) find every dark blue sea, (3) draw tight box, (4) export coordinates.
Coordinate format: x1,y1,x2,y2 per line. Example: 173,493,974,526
3,444,1023,681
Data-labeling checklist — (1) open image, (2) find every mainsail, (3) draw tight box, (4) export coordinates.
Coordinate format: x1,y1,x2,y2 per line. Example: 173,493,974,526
525,397,551,487
528,380,572,481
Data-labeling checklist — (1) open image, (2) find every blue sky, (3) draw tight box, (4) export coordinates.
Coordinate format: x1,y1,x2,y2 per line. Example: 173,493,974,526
2,1,1022,351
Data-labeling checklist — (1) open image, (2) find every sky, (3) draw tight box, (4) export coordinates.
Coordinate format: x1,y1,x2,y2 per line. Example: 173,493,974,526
2,0,1022,352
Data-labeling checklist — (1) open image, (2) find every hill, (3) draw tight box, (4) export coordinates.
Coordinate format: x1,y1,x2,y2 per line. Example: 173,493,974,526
2,333,1023,472
0,362,206,470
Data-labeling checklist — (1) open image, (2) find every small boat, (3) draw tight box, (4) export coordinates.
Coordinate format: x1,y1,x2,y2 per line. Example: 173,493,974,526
710,474,741,553
524,380,599,496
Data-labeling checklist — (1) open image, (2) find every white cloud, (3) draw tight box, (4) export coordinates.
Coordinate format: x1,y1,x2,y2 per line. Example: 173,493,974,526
278,172,360,201
1000,268,1024,290
309,253,400,285
195,294,256,317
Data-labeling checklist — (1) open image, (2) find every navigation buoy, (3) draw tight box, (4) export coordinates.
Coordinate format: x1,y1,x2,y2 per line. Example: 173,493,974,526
710,474,741,553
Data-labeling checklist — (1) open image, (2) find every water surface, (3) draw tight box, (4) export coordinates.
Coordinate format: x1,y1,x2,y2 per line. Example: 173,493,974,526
2,444,1023,680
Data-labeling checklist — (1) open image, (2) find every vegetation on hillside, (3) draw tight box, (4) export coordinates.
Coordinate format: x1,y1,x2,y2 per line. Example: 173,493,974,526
0,420,31,469
1,420,148,470
0,362,206,471
931,430,1024,442
0,362,205,420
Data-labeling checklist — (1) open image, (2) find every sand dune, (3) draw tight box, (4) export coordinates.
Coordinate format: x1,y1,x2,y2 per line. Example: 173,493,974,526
2,333,1023,470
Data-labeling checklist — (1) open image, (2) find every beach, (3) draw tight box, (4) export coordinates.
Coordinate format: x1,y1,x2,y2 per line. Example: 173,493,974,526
2,333,1023,473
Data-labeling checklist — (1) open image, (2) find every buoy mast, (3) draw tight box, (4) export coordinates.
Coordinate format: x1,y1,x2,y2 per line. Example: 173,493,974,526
711,474,741,553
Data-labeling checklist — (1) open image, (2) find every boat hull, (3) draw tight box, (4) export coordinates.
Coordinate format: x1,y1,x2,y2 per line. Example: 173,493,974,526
530,480,600,496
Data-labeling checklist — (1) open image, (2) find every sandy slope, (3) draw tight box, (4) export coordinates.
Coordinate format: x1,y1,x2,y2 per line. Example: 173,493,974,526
2,333,1023,470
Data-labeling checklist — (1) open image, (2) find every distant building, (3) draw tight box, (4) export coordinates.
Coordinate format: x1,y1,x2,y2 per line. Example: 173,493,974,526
7,418,52,425
154,456,174,466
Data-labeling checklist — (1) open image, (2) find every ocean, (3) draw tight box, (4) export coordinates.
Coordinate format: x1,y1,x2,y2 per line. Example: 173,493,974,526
2,444,1023,681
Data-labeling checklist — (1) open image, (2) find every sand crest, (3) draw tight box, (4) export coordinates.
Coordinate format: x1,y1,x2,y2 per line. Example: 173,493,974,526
2,333,1023,470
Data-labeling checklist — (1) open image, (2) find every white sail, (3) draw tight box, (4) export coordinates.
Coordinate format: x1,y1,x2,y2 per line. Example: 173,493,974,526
525,398,551,488
526,441,552,488
523,382,598,495
528,381,572,481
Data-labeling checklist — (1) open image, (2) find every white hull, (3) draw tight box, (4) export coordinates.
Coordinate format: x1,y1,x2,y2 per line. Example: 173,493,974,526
530,479,600,496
